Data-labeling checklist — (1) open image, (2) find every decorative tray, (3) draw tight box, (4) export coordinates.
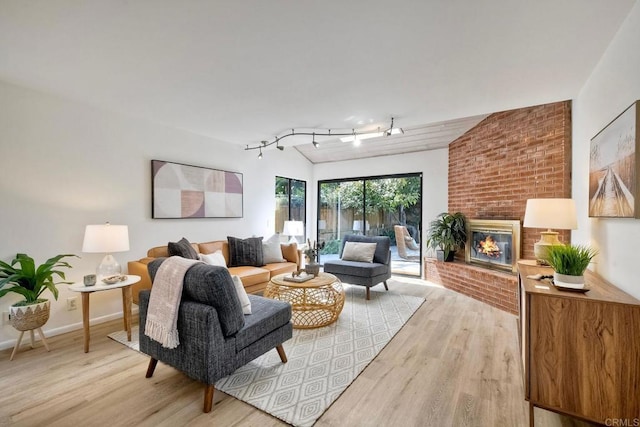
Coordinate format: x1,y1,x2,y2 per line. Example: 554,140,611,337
550,280,590,293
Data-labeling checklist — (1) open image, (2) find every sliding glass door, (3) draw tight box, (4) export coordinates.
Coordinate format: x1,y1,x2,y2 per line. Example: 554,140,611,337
318,173,422,276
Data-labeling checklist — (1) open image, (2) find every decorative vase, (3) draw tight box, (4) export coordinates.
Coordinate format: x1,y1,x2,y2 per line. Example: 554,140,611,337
305,262,320,277
553,272,585,289
10,300,50,331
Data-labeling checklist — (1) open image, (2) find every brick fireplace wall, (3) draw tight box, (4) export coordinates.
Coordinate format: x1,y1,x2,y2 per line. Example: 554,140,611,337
426,100,572,313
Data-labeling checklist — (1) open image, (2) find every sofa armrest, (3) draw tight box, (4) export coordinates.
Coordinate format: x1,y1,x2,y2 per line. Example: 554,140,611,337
128,259,154,305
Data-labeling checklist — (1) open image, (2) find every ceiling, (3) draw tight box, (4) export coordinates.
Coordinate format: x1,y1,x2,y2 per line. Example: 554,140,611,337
0,1,636,162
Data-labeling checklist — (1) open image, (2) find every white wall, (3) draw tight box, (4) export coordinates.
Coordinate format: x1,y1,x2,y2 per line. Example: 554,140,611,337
313,150,449,256
0,80,313,349
573,1,640,298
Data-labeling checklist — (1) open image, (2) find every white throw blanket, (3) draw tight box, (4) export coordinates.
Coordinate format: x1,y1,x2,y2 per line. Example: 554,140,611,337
144,256,201,348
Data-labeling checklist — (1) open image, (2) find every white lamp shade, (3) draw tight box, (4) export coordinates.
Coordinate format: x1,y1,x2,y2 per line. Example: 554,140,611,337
282,220,304,237
523,199,577,230
82,224,130,253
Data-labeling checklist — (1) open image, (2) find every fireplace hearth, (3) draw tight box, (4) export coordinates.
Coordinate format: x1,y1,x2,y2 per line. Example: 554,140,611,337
465,219,521,273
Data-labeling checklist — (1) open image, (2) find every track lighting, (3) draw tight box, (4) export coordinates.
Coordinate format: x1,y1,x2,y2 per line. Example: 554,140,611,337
244,117,402,154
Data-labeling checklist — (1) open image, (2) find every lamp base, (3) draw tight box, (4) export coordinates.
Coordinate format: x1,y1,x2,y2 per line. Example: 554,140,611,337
534,230,564,264
97,254,121,280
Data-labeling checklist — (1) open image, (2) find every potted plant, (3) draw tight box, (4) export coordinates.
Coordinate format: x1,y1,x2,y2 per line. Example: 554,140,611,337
303,239,325,277
0,253,77,332
546,244,597,289
426,212,467,262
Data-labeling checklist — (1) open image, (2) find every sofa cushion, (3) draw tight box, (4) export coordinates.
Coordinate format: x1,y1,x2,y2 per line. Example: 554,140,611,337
228,266,270,287
235,295,291,352
341,241,377,263
148,259,245,337
228,236,264,267
168,237,199,260
199,250,227,267
323,260,389,278
340,235,390,264
262,262,297,277
198,241,229,264
262,234,285,263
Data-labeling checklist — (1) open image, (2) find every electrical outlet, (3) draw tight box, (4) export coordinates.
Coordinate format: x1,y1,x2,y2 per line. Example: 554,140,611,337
2,311,9,325
66,297,78,311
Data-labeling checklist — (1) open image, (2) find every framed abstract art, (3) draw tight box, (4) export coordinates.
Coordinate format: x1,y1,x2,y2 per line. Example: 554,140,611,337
151,160,243,218
589,100,640,218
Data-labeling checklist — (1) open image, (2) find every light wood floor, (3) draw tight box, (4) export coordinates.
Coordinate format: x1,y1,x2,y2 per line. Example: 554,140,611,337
0,278,598,426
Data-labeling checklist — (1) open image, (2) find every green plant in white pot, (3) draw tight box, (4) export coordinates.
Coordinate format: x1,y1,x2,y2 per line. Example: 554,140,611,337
0,253,77,332
545,245,597,289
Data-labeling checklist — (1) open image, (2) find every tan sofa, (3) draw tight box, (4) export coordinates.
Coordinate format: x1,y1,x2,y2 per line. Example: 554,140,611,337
127,240,301,304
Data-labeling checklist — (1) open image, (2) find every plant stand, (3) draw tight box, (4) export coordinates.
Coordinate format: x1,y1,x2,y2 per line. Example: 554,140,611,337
10,327,50,361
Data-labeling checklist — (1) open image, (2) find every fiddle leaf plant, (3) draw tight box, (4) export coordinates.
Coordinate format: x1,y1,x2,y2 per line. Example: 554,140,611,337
426,212,467,261
0,253,78,306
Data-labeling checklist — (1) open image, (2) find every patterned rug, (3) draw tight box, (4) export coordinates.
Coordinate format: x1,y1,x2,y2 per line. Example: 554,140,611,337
109,285,424,426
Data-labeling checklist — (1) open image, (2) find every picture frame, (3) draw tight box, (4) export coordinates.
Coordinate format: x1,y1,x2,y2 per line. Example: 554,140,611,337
589,100,640,218
151,160,243,219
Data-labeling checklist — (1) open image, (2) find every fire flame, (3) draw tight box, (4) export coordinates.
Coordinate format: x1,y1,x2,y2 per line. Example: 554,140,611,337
478,235,501,258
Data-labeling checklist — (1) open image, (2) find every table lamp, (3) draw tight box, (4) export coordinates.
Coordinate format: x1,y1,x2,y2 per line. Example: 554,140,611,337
282,220,304,244
523,198,577,264
82,222,130,279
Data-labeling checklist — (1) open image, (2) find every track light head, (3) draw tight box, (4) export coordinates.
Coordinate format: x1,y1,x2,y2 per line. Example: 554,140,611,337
258,148,263,159
277,143,284,151
312,133,319,148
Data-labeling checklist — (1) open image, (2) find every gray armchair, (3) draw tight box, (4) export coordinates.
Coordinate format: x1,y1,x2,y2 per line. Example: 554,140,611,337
323,234,391,300
139,259,292,412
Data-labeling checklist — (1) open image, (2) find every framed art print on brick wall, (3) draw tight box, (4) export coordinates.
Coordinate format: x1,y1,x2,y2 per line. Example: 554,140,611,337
589,100,640,218
151,160,243,218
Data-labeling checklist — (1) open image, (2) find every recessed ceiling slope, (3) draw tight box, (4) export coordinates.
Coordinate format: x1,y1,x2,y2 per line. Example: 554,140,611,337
0,1,635,149
295,114,489,164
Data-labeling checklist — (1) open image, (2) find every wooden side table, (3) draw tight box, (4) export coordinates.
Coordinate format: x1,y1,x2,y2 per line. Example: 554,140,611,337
69,275,140,353
265,272,345,329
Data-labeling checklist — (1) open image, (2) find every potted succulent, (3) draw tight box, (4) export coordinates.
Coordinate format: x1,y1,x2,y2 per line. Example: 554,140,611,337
426,212,467,262
545,244,597,289
0,253,77,332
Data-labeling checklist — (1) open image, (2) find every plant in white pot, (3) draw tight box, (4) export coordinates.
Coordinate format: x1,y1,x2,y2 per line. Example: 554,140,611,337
545,245,597,289
0,253,77,332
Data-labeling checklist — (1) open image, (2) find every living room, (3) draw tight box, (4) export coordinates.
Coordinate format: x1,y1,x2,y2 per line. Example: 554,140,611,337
1,1,640,426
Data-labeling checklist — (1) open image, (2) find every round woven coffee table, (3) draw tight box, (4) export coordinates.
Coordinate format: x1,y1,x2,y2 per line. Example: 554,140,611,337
265,272,345,329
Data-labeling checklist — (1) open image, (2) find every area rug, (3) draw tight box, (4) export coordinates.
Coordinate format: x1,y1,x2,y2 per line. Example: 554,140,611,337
109,285,424,426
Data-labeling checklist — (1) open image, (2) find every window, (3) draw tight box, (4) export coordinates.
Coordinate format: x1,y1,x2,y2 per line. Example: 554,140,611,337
275,176,306,240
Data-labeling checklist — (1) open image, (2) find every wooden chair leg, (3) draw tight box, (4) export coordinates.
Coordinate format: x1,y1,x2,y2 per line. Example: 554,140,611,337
10,331,25,361
276,344,288,363
145,358,158,378
366,287,371,300
203,385,215,413
383,281,389,291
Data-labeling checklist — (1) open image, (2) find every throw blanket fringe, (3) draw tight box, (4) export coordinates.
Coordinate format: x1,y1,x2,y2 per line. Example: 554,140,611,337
144,256,200,349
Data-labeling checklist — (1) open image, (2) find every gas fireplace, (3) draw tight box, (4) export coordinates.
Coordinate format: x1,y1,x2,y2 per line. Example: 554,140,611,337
465,219,521,273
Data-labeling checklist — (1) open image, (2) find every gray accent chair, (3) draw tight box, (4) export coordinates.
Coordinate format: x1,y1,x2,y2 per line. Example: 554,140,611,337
139,259,292,413
323,234,392,300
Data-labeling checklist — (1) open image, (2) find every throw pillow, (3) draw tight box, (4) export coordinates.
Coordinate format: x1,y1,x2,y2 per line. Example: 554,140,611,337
231,275,252,314
262,234,285,264
227,236,264,267
199,251,227,267
341,241,377,263
168,237,199,260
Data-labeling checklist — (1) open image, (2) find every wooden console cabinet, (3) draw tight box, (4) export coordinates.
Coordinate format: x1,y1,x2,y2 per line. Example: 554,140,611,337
518,260,640,426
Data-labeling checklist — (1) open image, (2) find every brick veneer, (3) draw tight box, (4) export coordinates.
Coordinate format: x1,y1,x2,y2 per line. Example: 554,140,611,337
425,101,572,313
